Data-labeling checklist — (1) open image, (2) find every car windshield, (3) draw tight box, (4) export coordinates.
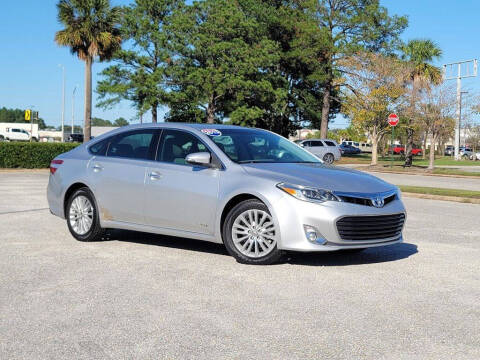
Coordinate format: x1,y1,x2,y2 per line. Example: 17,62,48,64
207,128,321,164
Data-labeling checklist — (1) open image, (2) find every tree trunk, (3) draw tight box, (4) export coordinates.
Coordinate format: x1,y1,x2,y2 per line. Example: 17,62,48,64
422,132,427,160
152,102,158,123
404,75,420,166
83,57,93,142
428,133,436,170
371,126,378,166
206,94,215,124
320,79,331,138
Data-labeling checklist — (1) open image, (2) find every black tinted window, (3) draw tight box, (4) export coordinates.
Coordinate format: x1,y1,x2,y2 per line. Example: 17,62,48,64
324,141,336,147
310,141,324,147
89,138,110,156
158,129,208,165
107,130,157,160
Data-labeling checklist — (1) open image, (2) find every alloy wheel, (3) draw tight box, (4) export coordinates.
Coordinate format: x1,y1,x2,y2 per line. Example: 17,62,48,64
69,195,94,235
231,209,277,258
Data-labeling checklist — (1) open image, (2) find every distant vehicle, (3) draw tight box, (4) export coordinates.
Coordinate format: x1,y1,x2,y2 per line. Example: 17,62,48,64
390,145,422,156
342,140,360,148
296,139,341,164
359,142,372,153
459,147,473,158
444,145,454,156
67,134,84,143
0,127,38,142
339,143,361,155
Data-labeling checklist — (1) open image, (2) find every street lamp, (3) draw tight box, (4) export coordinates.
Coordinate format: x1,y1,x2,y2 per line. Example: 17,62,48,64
72,84,78,135
58,64,65,142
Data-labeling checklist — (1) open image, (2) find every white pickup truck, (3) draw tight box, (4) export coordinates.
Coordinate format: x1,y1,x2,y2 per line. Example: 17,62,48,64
0,127,38,142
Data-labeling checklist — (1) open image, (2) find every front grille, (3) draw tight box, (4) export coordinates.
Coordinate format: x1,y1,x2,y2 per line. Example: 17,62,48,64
337,194,396,207
336,213,405,241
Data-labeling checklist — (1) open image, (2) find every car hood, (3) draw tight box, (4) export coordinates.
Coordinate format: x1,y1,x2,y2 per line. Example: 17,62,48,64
241,163,396,193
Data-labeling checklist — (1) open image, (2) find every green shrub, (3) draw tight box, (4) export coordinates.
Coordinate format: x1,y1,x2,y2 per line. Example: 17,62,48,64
0,142,80,168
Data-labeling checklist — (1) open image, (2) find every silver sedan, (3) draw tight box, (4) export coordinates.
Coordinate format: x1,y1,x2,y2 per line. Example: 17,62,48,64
47,124,406,265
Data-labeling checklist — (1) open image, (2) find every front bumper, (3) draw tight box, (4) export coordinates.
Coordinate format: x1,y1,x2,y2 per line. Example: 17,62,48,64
273,194,406,252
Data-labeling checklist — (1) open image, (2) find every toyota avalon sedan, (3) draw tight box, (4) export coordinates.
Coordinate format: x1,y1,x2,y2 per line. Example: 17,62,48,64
47,124,406,265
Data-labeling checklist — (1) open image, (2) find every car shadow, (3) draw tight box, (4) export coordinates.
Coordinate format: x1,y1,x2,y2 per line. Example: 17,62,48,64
106,230,417,266
105,229,229,256
286,242,418,266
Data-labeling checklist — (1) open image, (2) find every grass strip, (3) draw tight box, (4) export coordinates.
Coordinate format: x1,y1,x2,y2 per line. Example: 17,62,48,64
399,185,480,199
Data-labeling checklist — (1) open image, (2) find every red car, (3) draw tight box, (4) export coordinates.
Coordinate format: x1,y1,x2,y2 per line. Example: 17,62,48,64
390,145,422,156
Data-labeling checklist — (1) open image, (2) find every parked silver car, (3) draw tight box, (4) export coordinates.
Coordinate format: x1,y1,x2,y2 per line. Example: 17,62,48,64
47,124,406,265
295,139,341,164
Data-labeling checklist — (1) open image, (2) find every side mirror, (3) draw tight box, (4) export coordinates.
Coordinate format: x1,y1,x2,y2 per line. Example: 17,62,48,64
185,152,212,167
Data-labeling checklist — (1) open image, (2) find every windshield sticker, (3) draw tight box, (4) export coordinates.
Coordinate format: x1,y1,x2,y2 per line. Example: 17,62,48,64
201,129,222,136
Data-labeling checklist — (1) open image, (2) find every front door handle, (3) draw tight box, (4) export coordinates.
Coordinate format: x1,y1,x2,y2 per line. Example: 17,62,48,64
148,171,162,180
93,164,103,172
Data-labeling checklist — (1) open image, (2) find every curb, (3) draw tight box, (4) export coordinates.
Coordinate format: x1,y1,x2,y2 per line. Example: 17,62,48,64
402,192,480,204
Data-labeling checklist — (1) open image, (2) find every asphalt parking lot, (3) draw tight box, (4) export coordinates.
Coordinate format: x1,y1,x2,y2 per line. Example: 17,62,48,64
1,171,479,359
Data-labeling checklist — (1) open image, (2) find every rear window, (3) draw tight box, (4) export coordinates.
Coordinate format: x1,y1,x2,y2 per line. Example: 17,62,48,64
89,138,110,156
324,141,336,147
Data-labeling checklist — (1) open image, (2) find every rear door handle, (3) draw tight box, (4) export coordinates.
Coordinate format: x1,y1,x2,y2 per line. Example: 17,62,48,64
148,171,162,180
93,164,103,172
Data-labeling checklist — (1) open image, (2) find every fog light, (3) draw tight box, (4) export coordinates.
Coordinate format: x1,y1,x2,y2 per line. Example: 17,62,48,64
303,225,327,244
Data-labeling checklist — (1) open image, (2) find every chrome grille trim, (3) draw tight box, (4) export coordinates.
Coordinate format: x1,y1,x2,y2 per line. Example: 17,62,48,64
333,189,398,207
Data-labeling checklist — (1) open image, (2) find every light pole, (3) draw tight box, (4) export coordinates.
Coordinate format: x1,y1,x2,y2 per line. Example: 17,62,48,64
72,84,78,135
30,105,35,142
443,59,477,160
59,64,65,142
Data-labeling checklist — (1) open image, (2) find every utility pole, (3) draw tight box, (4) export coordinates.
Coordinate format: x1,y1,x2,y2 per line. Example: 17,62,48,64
443,60,477,160
72,85,78,135
59,64,65,142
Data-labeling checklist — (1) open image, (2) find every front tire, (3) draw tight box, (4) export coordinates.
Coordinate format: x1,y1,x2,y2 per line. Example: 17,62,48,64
223,199,284,265
66,187,105,242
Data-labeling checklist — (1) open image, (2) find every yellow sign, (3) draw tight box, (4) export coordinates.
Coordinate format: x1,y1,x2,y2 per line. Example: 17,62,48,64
25,109,31,121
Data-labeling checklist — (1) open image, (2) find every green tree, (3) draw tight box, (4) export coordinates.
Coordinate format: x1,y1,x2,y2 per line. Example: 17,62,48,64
167,0,279,125
401,39,442,166
0,107,47,129
113,117,129,126
314,0,408,138
342,53,408,165
97,0,183,123
55,0,122,142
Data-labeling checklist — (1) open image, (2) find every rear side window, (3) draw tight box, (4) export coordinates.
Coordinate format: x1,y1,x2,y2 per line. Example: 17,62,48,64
89,138,110,156
107,130,158,160
324,141,336,147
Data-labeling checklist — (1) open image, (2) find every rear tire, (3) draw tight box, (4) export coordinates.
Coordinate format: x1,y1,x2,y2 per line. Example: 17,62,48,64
323,153,334,164
222,199,284,265
66,187,105,242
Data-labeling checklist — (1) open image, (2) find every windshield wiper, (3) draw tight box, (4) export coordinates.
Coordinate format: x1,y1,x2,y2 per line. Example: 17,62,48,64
237,160,272,164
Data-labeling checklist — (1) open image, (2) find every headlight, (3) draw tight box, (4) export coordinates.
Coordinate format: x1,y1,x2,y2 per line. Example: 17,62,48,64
276,183,339,203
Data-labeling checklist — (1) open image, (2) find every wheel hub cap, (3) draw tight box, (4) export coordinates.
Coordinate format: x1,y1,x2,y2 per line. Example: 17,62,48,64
232,209,277,258
69,195,94,235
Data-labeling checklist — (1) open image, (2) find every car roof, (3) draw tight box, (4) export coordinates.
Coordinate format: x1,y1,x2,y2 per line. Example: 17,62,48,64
302,138,337,142
116,122,246,131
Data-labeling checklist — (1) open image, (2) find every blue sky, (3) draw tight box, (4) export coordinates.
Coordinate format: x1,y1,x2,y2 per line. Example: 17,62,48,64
1,0,479,128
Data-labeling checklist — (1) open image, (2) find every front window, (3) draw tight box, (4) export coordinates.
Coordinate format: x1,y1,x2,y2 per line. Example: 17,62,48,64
208,129,321,164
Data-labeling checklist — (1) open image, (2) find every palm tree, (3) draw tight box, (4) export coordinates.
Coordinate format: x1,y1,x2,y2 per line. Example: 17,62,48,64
55,0,122,142
402,39,442,166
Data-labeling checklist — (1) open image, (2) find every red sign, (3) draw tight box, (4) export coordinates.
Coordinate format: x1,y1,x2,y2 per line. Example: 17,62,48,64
388,113,399,127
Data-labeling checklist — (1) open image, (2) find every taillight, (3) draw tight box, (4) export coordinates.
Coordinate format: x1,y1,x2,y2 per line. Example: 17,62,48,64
50,159,63,174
